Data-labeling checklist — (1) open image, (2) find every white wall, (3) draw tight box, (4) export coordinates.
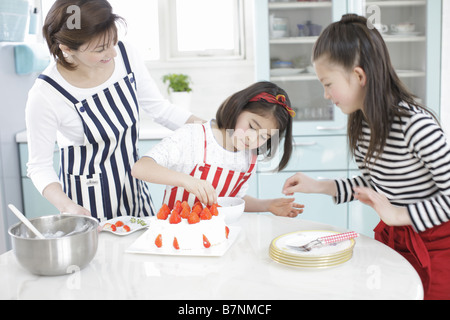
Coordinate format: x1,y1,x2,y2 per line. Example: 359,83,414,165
442,0,450,137
144,60,255,122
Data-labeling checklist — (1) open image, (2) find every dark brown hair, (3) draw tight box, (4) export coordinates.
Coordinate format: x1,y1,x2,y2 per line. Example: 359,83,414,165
216,81,293,172
312,14,437,164
43,0,124,70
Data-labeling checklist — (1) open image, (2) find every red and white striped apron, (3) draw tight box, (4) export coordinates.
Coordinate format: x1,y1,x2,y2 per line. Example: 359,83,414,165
163,125,257,209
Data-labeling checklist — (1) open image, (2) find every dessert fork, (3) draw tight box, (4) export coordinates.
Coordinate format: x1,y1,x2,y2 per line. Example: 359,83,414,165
287,231,359,252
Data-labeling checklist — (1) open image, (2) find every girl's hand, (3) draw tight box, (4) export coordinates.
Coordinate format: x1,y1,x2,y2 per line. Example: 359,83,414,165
268,198,304,218
353,187,412,227
282,172,337,197
282,172,315,195
182,176,217,206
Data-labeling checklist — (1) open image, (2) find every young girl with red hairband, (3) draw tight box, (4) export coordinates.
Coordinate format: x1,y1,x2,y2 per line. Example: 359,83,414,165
132,81,304,217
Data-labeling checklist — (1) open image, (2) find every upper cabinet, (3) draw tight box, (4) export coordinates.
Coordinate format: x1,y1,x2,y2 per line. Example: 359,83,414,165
254,0,442,133
361,0,442,116
255,0,348,136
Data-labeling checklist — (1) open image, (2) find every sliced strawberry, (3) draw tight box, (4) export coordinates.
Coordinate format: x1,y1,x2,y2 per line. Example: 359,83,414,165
111,224,117,232
187,211,200,224
155,234,162,248
173,237,180,250
115,220,124,227
180,207,190,219
123,225,131,232
157,204,170,220
192,205,202,215
173,201,182,214
102,223,111,231
203,235,211,248
200,207,212,220
192,201,203,213
225,226,230,239
169,209,182,224
181,201,190,211
209,203,219,216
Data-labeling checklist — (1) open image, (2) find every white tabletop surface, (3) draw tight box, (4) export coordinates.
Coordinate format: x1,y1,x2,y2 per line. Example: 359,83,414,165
0,214,423,300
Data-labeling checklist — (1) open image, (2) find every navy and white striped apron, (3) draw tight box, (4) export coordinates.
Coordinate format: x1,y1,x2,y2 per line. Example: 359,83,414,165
38,41,155,220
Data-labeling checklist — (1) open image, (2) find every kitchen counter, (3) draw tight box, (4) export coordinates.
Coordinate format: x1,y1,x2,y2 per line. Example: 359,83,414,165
0,214,423,300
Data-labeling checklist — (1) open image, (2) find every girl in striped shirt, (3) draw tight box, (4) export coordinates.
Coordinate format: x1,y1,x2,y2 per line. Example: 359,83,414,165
282,14,450,299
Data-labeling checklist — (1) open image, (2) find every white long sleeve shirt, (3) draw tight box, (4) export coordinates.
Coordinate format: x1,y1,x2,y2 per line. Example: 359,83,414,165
25,41,192,194
145,120,254,199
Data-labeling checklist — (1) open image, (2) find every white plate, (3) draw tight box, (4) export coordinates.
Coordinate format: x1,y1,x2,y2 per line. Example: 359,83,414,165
126,226,241,257
100,216,150,236
271,230,355,257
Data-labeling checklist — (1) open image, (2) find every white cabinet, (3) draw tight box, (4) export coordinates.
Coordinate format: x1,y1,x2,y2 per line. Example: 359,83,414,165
257,0,348,126
254,0,442,236
361,0,442,115
259,171,348,229
257,0,442,116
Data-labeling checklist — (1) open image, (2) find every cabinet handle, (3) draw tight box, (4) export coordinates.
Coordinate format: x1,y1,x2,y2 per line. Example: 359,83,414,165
293,141,317,147
316,126,346,131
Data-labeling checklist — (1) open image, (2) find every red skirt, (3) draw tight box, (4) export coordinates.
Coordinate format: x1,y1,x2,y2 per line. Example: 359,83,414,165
374,220,450,300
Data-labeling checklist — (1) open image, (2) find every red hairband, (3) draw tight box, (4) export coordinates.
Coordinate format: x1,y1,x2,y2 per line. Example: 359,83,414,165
249,92,296,118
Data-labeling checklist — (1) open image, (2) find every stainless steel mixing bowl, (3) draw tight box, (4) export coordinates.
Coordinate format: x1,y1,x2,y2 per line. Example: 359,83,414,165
8,214,99,276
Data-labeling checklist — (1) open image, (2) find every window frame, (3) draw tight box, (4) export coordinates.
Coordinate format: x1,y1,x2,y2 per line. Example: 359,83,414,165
163,0,246,61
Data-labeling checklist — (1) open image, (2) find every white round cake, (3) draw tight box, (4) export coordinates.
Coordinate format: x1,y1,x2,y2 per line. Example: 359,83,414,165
148,216,229,250
149,202,229,250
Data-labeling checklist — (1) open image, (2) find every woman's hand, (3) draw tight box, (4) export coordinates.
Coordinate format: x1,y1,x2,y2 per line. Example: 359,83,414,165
43,182,91,216
268,198,304,218
353,186,412,227
61,202,91,216
182,176,217,206
282,172,337,196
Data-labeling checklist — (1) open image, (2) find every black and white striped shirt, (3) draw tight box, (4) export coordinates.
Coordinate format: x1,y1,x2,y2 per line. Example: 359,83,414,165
335,103,450,232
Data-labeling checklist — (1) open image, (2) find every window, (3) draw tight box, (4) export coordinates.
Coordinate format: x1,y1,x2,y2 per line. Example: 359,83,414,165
168,0,244,59
109,0,160,61
40,0,244,61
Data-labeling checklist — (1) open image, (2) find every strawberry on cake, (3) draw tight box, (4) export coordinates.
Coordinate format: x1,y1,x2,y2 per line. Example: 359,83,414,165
148,201,230,250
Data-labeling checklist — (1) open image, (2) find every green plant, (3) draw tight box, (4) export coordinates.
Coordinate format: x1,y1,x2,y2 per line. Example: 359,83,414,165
162,73,192,93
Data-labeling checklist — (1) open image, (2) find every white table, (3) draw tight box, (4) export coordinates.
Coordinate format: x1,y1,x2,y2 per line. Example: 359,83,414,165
0,214,423,300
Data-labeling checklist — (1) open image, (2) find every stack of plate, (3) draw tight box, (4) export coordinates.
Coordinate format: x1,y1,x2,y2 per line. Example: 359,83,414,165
269,230,356,268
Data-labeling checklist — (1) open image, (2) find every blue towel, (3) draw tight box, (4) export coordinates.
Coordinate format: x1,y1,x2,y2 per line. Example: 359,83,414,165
14,43,51,75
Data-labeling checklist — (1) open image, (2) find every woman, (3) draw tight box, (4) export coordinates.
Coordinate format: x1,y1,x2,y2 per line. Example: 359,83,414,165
26,0,201,220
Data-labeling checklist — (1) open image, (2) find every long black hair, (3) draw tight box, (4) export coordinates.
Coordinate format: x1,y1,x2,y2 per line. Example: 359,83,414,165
313,14,437,164
216,81,293,171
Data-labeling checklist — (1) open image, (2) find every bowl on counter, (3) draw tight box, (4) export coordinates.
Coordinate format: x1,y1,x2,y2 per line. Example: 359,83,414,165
217,197,245,224
8,214,99,276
